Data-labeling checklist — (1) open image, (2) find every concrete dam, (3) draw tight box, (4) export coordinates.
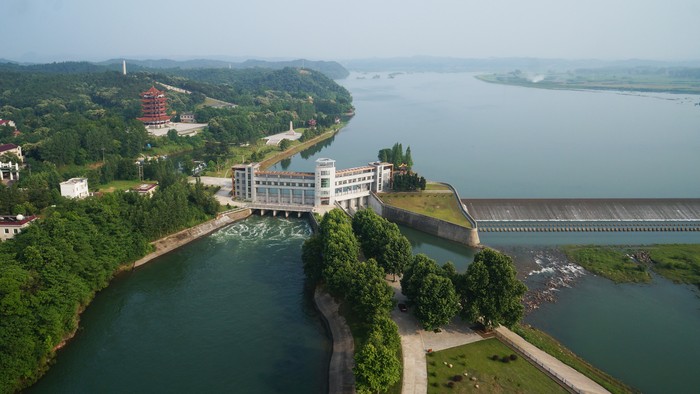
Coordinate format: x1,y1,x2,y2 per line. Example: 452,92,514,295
462,198,700,232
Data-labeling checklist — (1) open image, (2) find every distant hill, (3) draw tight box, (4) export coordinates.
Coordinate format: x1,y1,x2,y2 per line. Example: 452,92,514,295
342,56,700,73
99,58,350,79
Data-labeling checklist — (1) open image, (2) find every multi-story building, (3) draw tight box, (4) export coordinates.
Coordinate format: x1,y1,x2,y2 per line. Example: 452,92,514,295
232,158,393,210
60,178,90,199
137,86,171,128
0,214,37,241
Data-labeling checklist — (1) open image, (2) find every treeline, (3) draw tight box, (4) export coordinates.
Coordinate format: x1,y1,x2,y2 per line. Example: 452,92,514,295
0,64,353,170
377,142,426,191
0,174,219,393
302,209,403,393
402,248,527,330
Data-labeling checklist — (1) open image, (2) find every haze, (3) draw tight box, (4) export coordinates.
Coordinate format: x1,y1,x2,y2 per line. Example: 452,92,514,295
3,0,700,62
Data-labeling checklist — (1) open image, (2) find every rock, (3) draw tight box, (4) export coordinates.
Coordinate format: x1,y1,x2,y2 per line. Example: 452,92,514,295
443,361,448,365
475,384,480,389
464,372,469,376
470,376,477,381
448,363,453,368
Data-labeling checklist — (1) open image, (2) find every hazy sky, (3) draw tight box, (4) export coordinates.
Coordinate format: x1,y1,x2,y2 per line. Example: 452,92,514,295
3,0,700,62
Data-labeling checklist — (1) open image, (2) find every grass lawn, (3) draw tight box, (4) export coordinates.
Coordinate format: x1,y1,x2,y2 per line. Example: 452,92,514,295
96,179,144,193
425,182,450,191
644,244,700,288
426,338,567,393
379,192,471,228
562,246,651,283
512,324,634,394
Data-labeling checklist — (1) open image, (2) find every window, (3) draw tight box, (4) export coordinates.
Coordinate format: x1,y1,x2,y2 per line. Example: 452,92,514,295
3,229,8,234
321,178,330,188
13,229,18,234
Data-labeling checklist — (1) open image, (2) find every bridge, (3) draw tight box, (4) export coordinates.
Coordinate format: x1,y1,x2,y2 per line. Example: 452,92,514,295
462,198,700,232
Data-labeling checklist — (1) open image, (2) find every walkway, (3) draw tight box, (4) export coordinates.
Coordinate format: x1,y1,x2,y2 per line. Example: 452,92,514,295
389,278,610,394
314,289,355,394
495,327,610,394
388,280,483,394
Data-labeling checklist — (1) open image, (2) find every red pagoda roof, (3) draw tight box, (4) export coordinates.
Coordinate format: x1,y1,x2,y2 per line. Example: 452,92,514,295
141,86,165,97
0,143,19,153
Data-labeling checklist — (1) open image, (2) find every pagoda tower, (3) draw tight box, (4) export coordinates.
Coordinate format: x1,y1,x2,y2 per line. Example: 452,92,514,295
137,86,171,128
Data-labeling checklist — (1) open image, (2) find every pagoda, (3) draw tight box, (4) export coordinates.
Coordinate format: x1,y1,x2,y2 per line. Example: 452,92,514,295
137,86,171,128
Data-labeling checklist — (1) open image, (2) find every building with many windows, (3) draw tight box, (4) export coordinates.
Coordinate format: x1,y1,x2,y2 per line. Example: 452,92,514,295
232,158,393,210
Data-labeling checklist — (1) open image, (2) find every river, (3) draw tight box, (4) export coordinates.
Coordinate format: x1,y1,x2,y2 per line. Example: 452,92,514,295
33,72,700,393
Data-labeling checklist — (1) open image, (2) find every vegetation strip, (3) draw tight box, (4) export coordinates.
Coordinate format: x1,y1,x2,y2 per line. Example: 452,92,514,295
562,244,700,288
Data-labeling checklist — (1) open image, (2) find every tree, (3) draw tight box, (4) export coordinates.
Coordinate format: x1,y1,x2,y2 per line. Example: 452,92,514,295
401,254,443,302
414,273,460,330
278,138,291,151
354,331,401,393
459,249,527,329
404,146,413,171
379,235,412,282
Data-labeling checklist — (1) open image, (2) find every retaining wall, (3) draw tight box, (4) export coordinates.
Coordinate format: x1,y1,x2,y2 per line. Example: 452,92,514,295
369,193,480,247
132,208,253,268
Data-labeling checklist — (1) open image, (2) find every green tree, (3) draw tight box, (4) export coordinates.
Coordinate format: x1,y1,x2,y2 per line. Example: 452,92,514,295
414,273,460,330
459,249,527,329
354,331,401,393
404,146,413,171
278,138,291,151
401,254,443,302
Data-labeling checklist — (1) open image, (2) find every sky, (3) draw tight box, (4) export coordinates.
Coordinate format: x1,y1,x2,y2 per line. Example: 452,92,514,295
3,0,700,63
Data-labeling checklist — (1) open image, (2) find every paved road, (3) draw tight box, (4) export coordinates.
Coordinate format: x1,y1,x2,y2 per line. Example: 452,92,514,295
388,279,483,394
495,327,610,393
189,176,233,205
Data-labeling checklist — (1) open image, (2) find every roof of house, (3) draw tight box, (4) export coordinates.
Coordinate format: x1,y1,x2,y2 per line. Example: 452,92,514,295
134,183,158,192
0,215,37,226
60,177,88,185
0,143,19,153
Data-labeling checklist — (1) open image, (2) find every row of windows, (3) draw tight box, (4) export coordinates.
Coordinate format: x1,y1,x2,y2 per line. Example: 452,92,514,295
256,188,315,196
335,176,372,186
256,180,315,187
3,228,19,234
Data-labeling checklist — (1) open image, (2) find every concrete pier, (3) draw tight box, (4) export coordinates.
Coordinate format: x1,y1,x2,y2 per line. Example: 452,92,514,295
463,198,700,232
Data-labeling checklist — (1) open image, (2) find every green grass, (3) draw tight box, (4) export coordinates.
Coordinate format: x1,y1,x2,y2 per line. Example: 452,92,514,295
379,192,472,228
644,244,700,288
562,246,651,283
426,338,567,393
512,324,636,394
96,179,144,193
424,182,450,191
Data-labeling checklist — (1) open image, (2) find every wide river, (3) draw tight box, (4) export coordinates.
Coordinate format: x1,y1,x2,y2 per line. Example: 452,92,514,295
33,72,700,393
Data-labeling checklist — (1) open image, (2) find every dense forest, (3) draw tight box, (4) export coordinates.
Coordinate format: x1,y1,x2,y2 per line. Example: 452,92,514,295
0,61,353,393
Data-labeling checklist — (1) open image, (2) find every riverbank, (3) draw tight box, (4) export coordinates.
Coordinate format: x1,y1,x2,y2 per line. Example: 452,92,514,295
313,288,355,394
132,208,252,269
258,125,344,170
476,73,700,95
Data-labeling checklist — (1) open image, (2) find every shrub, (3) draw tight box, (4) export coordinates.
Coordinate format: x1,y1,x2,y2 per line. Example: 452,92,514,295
452,375,464,382
447,381,455,388
501,356,510,363
491,354,499,361
510,354,518,361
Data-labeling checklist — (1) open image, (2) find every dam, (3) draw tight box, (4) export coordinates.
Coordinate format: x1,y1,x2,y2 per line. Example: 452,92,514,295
462,198,700,232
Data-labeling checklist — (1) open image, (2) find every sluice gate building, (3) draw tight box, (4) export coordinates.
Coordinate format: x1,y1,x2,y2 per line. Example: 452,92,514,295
232,158,393,216
463,198,700,232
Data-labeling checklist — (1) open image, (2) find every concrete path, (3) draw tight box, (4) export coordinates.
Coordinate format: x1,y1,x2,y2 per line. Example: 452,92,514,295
388,280,483,394
495,326,610,394
189,176,233,205
314,289,355,394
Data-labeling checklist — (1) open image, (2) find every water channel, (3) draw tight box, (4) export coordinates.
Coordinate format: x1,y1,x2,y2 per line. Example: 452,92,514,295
33,72,700,393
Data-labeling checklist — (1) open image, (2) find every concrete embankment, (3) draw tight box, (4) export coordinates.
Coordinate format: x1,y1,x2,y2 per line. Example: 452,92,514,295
132,208,252,268
369,192,481,247
314,288,355,394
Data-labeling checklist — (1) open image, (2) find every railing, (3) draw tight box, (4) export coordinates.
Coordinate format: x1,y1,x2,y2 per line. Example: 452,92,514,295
495,330,589,394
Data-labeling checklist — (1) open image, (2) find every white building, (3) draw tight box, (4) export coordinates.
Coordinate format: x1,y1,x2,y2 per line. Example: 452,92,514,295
60,178,89,199
0,214,37,241
0,143,23,163
232,158,393,210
